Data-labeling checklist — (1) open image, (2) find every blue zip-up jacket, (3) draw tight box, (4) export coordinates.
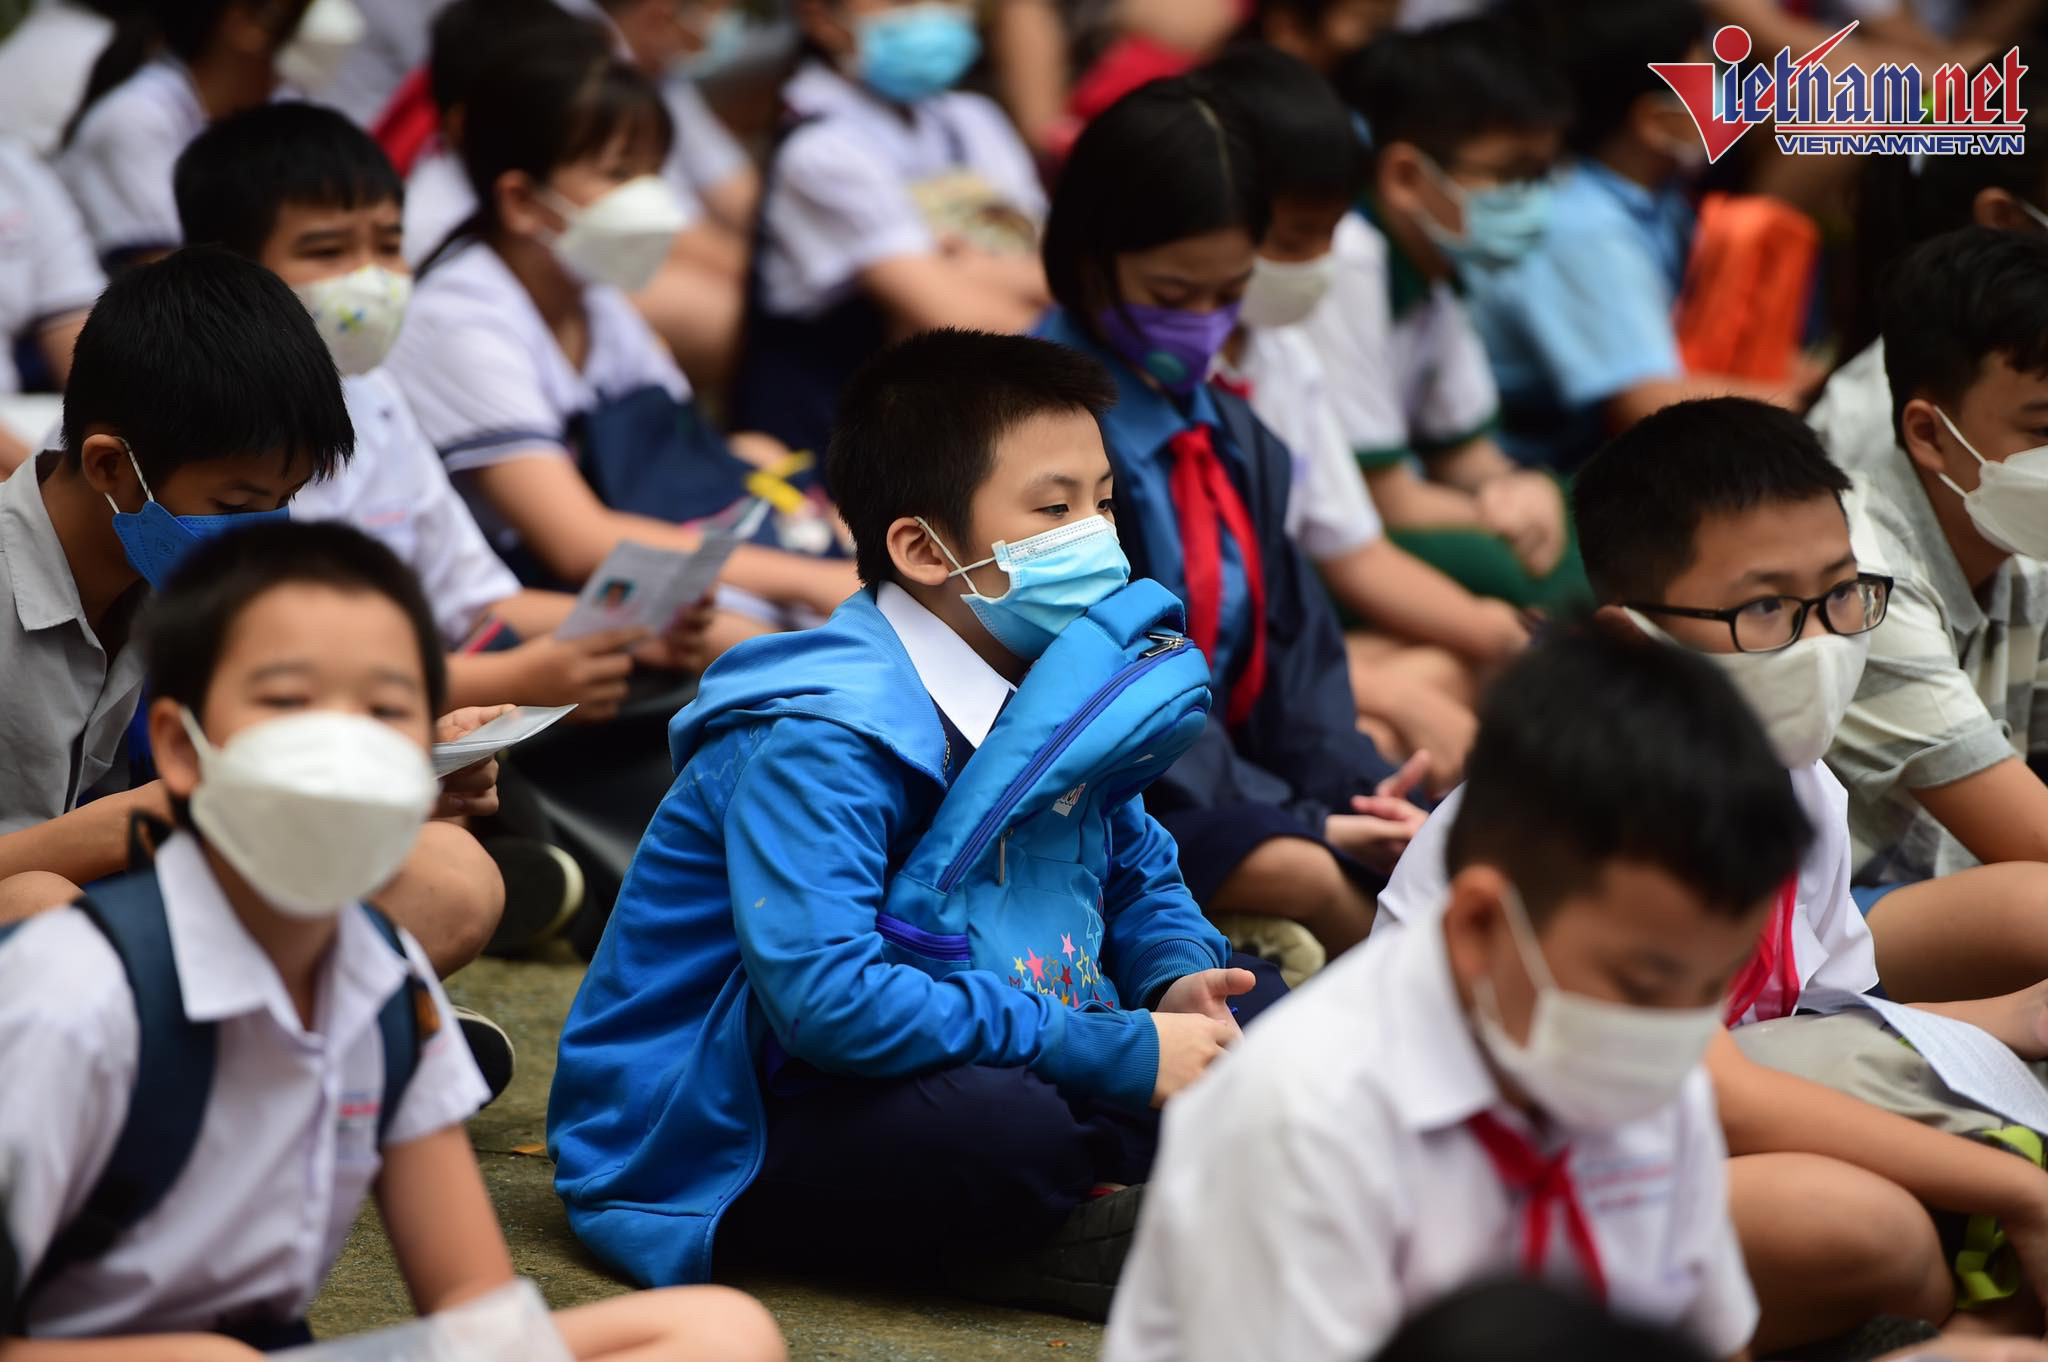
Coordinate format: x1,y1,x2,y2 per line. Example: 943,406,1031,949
547,588,1226,1287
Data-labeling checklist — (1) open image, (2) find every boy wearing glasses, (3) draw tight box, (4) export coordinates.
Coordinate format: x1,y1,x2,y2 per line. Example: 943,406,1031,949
1378,395,2048,1353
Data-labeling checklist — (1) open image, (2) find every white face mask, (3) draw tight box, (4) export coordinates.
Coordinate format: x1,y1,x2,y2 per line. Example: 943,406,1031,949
1934,406,2048,560
1624,608,1867,768
1238,252,1338,329
275,0,364,93
1470,883,1721,1131
293,264,412,376
181,707,438,919
540,176,688,295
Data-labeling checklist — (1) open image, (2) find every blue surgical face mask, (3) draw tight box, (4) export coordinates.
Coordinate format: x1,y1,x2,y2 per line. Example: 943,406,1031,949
675,8,747,79
104,440,289,588
918,513,1131,661
855,2,981,105
1418,156,1554,271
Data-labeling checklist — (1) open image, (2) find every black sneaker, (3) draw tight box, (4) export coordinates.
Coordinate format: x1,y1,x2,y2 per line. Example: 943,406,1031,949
453,1005,515,1105
945,1184,1147,1321
482,837,584,956
1779,1315,1941,1362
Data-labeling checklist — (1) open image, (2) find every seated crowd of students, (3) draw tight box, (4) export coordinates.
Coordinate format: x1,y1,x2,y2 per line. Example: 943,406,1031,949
10,0,2048,1359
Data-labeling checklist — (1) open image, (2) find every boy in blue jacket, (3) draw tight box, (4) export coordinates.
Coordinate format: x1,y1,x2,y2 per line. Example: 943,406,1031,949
549,329,1283,1316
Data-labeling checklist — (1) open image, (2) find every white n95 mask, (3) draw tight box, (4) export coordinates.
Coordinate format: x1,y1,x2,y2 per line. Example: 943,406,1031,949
1472,883,1721,1131
1624,608,1867,768
1238,253,1338,330
181,707,438,918
919,514,1132,661
1935,407,2048,560
276,0,364,94
541,176,688,296
294,265,412,376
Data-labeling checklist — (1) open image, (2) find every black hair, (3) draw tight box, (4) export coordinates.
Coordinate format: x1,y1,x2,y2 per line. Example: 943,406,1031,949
1196,45,1360,205
827,329,1118,587
427,0,600,118
1371,1280,1712,1362
64,0,310,148
144,519,448,719
1506,0,1699,156
1883,226,2048,443
1335,15,1571,166
1445,624,1810,922
1042,76,1268,335
1843,66,2048,354
62,246,353,488
425,35,672,271
1572,397,1850,604
175,102,404,260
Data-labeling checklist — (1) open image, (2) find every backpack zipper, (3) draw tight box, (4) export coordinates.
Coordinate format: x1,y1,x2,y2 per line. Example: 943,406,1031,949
935,634,1188,893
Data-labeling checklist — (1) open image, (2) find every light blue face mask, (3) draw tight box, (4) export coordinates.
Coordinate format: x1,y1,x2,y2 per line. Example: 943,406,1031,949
855,2,982,105
1419,157,1555,271
919,513,1131,661
104,440,289,589
676,7,746,79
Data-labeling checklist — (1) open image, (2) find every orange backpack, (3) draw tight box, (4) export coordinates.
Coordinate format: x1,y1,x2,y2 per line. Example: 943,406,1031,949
1674,192,1820,382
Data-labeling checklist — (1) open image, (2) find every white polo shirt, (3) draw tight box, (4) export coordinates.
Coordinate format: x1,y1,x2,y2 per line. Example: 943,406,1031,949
1221,326,1385,562
1299,211,1500,471
389,239,691,475
1375,761,1882,1020
400,143,474,268
0,0,115,156
291,370,520,645
758,60,1044,319
662,76,749,211
54,56,205,260
875,581,1014,747
0,137,104,395
1104,915,1756,1362
0,832,490,1338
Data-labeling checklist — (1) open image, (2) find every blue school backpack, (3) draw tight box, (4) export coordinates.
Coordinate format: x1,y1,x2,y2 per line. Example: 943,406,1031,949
0,865,426,1324
873,579,1212,1004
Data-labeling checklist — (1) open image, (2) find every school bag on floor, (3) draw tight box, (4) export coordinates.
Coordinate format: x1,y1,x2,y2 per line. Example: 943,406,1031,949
873,578,1212,1003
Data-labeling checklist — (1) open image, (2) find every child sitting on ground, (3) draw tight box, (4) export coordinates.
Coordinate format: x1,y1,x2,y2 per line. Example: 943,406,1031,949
550,329,1285,1319
0,519,784,1362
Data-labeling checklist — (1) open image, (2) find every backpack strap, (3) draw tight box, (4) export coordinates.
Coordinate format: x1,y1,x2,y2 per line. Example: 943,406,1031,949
358,905,425,1149
21,870,216,1312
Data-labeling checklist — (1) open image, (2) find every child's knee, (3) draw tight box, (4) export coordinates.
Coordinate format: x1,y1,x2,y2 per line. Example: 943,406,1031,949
1734,1153,1950,1325
0,871,79,925
656,1285,785,1362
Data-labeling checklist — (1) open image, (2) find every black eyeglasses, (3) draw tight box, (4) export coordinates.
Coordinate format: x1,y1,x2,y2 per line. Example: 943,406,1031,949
1628,573,1894,654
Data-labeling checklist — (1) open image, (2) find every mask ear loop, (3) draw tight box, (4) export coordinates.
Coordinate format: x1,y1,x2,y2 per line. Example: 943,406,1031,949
912,516,1005,597
1934,406,1993,501
102,438,156,516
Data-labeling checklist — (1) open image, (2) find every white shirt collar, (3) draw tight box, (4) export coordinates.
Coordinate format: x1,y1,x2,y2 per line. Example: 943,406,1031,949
876,581,1014,747
1371,917,1505,1134
157,832,406,1041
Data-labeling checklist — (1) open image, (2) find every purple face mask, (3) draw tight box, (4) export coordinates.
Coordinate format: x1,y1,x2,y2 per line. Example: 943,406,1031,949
1097,301,1242,398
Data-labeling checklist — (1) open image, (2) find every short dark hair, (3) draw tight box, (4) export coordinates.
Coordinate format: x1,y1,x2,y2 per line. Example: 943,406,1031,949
1042,76,1268,328
175,102,404,260
1336,16,1571,166
66,0,309,148
1445,625,1810,922
144,520,448,719
1572,397,1850,604
827,329,1118,586
1507,0,1700,155
428,0,600,117
62,246,353,489
1373,1280,1712,1362
1197,45,1360,204
1883,226,2048,442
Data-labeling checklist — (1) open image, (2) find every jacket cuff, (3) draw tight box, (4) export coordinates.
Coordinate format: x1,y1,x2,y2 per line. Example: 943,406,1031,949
1031,1006,1159,1109
1123,935,1230,1011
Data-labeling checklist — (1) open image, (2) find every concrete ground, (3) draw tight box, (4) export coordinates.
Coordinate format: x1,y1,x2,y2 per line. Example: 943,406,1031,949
310,952,1104,1361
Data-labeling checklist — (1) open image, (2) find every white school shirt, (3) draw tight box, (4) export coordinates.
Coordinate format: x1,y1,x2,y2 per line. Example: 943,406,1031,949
1374,762,1882,1019
876,581,1015,746
1103,917,1757,1362
389,238,691,476
662,76,750,209
0,832,490,1338
0,137,104,395
1222,326,1385,562
55,56,205,259
758,60,1045,319
0,0,114,156
1299,211,1500,470
292,370,520,646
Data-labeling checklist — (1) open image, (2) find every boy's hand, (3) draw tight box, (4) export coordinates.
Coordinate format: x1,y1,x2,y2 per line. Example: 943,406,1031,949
1990,1183,2048,1331
633,594,716,674
1156,967,1257,1024
1476,470,1567,578
433,705,514,819
1149,1010,1239,1108
515,628,644,719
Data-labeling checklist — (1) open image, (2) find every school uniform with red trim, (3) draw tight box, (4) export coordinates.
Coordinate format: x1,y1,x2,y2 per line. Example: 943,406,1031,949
1035,307,1400,904
1102,915,1758,1362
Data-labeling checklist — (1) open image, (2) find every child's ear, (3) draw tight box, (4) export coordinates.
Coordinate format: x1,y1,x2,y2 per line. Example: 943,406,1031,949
1972,186,2038,233
885,515,955,589
1592,602,1642,640
494,170,552,240
1897,396,1954,480
1441,863,1510,987
150,697,205,803
76,433,139,507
